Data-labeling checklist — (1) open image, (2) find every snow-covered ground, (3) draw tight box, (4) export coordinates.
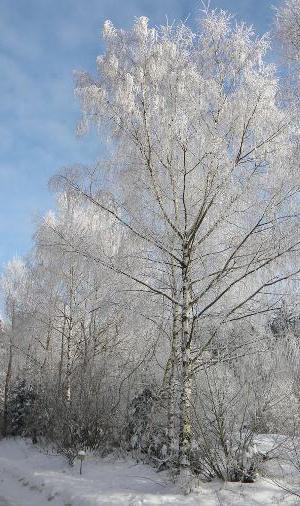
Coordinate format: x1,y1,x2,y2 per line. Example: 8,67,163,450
0,438,300,505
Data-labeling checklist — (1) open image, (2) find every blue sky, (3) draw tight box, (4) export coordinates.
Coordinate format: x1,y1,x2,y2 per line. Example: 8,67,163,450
0,0,280,271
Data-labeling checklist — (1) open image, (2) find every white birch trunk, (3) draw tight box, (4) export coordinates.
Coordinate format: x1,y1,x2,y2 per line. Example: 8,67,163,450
167,300,181,456
179,242,193,470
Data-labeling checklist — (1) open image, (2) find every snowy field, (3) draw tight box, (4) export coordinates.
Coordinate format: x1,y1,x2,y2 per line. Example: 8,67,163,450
0,438,300,505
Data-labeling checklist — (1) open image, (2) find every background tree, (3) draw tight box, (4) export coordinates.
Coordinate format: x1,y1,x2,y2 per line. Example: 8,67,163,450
276,0,300,64
1,259,28,436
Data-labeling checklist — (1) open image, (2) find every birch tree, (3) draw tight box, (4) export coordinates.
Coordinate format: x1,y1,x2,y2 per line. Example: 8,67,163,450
63,10,300,472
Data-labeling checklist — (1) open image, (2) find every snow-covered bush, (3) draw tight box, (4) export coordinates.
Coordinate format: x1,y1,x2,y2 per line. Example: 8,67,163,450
125,386,169,466
191,365,265,482
34,371,124,463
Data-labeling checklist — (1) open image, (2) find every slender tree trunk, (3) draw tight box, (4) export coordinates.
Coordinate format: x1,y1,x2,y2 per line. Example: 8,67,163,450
2,304,16,438
179,346,193,467
2,338,13,437
42,319,52,371
65,321,72,402
80,316,88,400
58,311,66,394
82,318,88,371
179,242,193,470
65,266,75,403
167,300,181,456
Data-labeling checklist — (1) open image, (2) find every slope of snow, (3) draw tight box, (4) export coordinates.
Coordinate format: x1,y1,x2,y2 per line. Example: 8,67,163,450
0,438,299,505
